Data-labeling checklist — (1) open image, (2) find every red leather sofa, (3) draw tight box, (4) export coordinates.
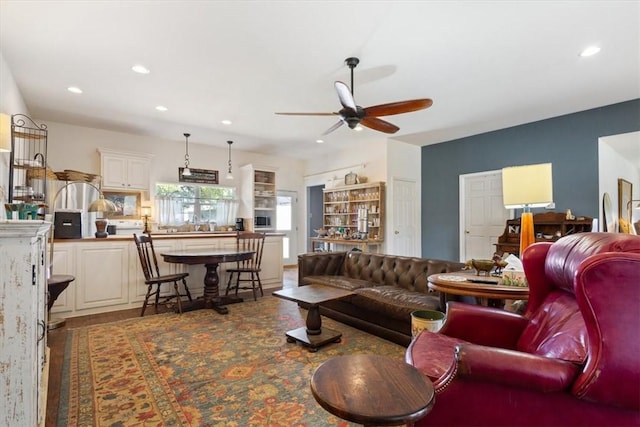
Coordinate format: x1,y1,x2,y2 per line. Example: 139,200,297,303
406,232,640,426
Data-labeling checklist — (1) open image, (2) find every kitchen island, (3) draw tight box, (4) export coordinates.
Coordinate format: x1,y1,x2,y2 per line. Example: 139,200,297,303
49,232,284,318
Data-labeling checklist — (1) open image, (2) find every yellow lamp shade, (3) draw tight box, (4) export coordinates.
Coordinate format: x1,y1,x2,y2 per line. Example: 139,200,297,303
502,163,553,209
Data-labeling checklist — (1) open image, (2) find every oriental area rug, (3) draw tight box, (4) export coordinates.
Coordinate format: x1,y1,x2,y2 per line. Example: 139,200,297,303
57,294,406,426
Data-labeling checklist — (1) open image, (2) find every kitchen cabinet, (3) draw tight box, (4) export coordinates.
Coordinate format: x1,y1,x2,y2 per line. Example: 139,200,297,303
240,164,277,231
98,148,153,191
322,182,386,240
50,234,283,317
75,240,130,309
0,221,50,427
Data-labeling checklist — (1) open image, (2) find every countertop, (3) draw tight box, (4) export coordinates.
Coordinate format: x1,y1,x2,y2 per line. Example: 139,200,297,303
53,231,284,243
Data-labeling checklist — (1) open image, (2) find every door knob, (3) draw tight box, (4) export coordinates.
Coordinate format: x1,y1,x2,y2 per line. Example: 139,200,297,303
465,230,470,234
394,230,399,235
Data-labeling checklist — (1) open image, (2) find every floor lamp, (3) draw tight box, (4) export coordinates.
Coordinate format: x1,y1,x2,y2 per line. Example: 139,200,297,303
502,163,554,256
47,181,117,329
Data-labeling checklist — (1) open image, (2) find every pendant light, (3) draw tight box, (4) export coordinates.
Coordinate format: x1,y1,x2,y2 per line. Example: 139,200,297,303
182,133,192,176
226,140,234,180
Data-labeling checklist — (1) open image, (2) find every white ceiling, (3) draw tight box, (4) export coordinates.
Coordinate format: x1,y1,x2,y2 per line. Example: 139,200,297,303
1,1,638,161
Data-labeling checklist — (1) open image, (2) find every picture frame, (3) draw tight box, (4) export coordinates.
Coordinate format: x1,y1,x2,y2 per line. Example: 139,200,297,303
617,178,633,229
104,191,141,220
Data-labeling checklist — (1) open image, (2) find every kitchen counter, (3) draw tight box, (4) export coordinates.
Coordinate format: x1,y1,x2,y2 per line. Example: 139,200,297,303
54,231,284,243
49,232,284,318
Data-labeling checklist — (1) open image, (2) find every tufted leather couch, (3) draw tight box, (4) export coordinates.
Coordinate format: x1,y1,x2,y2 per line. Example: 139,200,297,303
405,232,640,426
297,251,464,346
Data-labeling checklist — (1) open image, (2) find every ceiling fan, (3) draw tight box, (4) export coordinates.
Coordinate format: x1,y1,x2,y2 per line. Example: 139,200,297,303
276,57,433,135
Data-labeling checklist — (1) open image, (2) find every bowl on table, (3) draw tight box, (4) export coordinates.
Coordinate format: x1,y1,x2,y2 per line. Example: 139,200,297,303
471,259,495,276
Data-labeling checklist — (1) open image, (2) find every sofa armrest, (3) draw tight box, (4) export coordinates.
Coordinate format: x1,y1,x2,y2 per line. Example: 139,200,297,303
448,343,580,393
439,302,528,349
297,252,347,285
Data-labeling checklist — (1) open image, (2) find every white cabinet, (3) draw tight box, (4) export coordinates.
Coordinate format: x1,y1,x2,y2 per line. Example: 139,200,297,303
0,221,50,427
75,241,130,309
46,234,284,318
240,164,277,231
98,148,153,191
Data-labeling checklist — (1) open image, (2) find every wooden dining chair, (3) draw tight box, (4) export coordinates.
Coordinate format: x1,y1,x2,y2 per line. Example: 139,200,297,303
225,232,266,301
133,233,193,316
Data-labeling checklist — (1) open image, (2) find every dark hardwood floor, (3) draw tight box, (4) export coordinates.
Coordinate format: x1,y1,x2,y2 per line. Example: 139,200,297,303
46,267,298,426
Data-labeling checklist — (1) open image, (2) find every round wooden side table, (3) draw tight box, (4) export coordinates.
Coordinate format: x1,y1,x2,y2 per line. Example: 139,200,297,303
310,354,435,426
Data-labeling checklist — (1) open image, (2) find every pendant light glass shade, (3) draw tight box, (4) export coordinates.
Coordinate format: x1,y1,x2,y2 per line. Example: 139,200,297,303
182,133,192,176
226,140,234,180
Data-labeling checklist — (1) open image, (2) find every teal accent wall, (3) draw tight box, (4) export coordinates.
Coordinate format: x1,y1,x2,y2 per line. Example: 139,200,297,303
421,99,640,260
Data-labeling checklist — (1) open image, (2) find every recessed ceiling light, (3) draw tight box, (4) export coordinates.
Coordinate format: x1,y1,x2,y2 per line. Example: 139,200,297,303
132,64,150,74
67,86,83,94
580,46,601,57
155,105,168,111
221,120,232,125
316,139,324,144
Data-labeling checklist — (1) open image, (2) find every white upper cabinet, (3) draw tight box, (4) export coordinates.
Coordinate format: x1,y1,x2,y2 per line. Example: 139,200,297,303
98,148,153,191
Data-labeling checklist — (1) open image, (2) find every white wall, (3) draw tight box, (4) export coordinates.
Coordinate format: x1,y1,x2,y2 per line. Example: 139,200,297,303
0,51,30,218
386,139,421,255
598,131,640,231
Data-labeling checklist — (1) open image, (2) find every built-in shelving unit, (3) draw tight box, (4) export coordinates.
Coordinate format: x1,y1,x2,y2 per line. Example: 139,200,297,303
322,182,385,240
240,164,277,231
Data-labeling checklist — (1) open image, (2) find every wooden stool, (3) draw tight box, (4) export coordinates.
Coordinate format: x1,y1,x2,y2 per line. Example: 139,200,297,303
47,274,75,330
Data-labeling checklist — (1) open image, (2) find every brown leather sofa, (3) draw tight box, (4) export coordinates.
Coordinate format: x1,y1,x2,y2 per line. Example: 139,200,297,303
297,251,464,346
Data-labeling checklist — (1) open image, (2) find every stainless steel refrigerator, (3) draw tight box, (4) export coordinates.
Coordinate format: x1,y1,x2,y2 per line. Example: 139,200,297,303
44,179,100,238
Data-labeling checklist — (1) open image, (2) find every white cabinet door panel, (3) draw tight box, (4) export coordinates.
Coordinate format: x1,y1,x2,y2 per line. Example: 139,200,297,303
76,242,129,308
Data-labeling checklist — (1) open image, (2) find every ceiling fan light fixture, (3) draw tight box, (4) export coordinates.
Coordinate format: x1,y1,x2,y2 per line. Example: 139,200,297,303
226,140,234,180
275,57,432,136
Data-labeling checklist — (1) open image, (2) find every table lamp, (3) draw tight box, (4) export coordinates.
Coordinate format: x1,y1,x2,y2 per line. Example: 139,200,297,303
142,206,152,233
502,163,553,256
88,192,117,238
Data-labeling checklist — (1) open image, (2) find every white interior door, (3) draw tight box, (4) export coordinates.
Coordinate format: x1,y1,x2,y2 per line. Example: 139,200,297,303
391,179,419,257
277,190,298,266
460,171,511,261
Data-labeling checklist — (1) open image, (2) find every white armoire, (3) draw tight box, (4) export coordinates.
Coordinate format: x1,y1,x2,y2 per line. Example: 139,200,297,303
0,221,50,426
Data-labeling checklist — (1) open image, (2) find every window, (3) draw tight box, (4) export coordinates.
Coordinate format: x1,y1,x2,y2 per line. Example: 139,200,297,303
155,183,238,229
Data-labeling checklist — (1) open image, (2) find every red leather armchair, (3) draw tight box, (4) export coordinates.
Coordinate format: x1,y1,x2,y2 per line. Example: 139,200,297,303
406,232,640,426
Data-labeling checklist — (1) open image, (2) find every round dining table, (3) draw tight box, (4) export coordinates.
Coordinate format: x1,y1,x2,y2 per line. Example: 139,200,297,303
161,249,254,314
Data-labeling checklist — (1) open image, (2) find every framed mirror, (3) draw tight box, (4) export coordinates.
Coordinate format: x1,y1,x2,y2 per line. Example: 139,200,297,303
602,192,615,232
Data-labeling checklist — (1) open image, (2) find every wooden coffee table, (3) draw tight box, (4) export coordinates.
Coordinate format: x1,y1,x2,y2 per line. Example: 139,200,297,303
273,285,354,352
311,354,435,426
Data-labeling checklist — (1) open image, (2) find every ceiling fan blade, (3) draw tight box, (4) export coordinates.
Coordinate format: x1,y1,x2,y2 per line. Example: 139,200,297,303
275,112,337,116
360,117,400,134
364,98,433,117
335,81,357,112
322,120,345,135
